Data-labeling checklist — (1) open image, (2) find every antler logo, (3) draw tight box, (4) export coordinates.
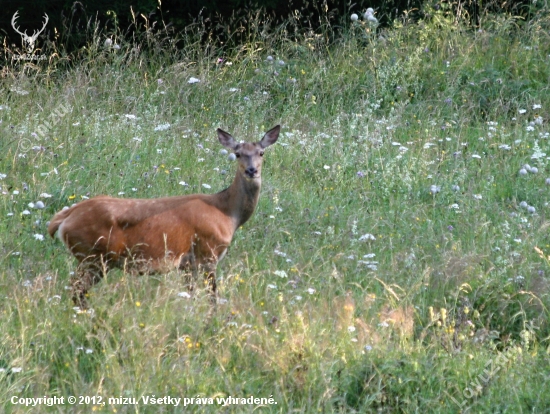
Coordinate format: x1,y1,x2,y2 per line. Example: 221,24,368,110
11,11,49,54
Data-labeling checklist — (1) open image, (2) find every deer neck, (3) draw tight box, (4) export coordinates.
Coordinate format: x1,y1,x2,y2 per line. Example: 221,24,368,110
217,170,261,230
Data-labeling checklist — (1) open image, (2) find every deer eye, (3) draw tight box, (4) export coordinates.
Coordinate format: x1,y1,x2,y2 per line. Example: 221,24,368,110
235,153,241,158
259,151,264,156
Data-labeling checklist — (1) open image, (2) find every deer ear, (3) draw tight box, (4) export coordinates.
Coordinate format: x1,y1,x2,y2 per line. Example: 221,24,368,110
217,128,238,150
259,125,280,149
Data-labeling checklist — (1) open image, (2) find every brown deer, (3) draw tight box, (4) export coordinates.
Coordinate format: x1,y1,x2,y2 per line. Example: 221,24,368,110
48,125,280,307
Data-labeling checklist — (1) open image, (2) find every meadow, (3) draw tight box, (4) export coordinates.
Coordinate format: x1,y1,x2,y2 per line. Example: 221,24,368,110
1,4,550,412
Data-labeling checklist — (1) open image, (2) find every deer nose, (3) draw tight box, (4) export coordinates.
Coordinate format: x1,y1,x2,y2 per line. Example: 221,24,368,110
245,167,257,177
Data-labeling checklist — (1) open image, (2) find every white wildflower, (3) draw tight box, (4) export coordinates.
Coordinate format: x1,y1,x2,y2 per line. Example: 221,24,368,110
359,233,376,241
364,8,378,24
274,270,288,278
358,261,378,270
430,185,441,194
154,123,171,131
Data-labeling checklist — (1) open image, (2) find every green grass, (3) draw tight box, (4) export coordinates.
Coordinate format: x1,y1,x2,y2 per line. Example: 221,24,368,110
1,5,550,413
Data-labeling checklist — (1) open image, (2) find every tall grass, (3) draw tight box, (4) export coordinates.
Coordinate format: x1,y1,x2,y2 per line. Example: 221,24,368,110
1,4,550,412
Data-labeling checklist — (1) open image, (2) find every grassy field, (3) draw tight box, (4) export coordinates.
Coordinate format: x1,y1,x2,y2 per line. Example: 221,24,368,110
1,4,550,413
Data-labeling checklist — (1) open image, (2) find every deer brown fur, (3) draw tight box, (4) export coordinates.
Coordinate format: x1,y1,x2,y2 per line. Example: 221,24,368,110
48,125,280,307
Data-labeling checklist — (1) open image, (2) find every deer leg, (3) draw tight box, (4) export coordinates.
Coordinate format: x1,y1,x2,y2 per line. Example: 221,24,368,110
71,256,108,308
178,252,196,292
202,262,218,304
179,243,218,304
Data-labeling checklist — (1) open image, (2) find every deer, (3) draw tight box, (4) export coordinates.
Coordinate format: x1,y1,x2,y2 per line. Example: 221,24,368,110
11,11,49,55
48,125,280,308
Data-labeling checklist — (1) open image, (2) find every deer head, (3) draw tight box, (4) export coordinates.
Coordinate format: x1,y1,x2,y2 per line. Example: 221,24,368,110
12,11,49,55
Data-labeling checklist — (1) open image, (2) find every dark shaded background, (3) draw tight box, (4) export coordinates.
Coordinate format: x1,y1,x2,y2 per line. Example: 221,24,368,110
0,0,537,52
